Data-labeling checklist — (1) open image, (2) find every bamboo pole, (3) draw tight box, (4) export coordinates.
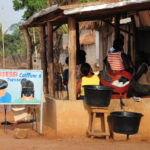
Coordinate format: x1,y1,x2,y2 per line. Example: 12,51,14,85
68,17,77,100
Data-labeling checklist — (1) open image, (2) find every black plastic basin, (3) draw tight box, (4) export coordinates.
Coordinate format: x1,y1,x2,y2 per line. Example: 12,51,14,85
110,111,143,135
83,85,114,107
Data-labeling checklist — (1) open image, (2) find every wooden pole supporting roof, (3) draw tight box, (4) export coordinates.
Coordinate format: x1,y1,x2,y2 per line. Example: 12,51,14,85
40,25,49,94
68,17,77,100
47,22,54,97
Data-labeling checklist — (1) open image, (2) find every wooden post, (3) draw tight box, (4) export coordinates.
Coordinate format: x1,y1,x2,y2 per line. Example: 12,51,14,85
131,15,137,64
76,22,80,51
128,24,131,56
99,30,104,71
115,15,120,39
40,25,49,94
47,22,54,97
68,17,77,100
33,28,37,56
23,28,32,69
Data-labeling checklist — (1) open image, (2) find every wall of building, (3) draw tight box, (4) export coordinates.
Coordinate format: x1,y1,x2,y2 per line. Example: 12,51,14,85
43,97,150,139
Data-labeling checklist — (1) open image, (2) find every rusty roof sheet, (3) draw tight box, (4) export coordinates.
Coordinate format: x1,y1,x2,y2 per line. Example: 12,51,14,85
20,0,150,28
21,5,60,28
64,0,150,15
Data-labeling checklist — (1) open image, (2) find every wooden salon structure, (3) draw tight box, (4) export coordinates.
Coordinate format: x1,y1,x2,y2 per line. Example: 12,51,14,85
20,0,150,139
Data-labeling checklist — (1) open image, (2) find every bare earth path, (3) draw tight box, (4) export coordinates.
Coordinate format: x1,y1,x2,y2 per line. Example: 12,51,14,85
1,132,150,150
0,111,150,150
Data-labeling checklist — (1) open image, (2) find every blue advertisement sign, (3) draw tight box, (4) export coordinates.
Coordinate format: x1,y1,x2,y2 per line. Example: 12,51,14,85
0,69,43,104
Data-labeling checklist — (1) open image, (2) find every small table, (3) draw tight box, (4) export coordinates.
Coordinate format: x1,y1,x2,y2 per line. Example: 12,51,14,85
87,107,110,140
1,104,40,133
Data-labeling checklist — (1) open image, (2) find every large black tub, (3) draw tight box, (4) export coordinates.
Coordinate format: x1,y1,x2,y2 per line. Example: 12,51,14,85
84,85,113,107
110,111,143,135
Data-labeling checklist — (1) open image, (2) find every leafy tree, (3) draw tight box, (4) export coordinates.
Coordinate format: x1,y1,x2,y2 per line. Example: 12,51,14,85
0,23,26,57
12,0,48,56
13,0,48,20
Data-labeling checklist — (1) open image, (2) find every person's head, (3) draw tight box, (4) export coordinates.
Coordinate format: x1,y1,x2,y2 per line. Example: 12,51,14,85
76,50,86,65
80,63,92,76
113,34,124,52
21,78,34,98
113,38,124,52
0,79,8,97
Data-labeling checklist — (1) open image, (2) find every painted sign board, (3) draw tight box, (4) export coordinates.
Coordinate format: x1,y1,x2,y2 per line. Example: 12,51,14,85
0,69,43,134
0,69,43,104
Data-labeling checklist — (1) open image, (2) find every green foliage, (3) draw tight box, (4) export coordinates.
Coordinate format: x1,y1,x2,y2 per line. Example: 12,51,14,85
61,24,68,34
78,0,87,3
0,23,26,57
13,0,47,20
78,0,99,3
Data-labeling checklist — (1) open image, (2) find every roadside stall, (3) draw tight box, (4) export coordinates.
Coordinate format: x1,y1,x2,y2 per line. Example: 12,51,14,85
20,0,150,140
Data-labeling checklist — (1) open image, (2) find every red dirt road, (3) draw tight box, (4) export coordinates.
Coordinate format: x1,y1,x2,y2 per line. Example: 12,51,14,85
1,131,150,150
0,111,150,150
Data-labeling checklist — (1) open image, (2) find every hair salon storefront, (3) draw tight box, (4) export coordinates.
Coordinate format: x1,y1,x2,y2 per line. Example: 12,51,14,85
20,0,150,140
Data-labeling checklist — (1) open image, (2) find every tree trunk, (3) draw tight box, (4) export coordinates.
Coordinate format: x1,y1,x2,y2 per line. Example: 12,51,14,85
23,28,32,69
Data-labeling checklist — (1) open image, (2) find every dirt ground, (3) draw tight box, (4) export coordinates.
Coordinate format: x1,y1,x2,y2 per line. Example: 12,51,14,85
0,110,150,150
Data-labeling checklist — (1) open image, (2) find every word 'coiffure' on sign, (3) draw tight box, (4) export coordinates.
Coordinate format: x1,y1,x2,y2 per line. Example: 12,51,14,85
0,70,43,104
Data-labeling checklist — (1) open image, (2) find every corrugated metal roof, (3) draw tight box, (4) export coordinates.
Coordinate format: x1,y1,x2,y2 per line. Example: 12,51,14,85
20,0,150,28
21,5,60,28
64,0,150,15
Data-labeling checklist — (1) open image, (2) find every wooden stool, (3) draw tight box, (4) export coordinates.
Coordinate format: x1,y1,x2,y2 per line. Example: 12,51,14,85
87,107,110,140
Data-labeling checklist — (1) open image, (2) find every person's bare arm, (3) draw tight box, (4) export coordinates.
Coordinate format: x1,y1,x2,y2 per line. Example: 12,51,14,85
76,78,82,98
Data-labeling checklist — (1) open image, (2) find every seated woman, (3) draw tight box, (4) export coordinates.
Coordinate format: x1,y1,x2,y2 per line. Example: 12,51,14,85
107,36,134,76
100,68,132,99
76,63,100,99
100,36,133,98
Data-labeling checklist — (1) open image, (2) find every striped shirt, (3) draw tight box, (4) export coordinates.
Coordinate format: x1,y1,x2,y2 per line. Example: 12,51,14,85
108,52,125,71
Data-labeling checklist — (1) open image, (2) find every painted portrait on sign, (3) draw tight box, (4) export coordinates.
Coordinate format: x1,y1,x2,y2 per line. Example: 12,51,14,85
13,78,40,104
0,79,11,103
